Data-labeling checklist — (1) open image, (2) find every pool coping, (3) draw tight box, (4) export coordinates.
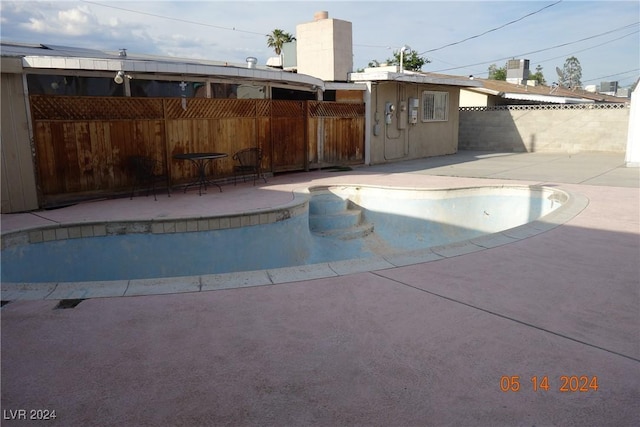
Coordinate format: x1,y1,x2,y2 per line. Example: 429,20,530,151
0,184,589,301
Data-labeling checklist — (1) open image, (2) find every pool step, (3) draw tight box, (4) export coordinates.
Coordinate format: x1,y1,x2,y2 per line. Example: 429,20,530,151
309,192,373,240
312,222,374,240
309,209,362,231
308,193,350,215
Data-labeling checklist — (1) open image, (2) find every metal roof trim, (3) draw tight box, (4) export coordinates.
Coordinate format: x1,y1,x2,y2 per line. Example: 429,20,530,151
502,92,595,104
18,55,325,89
349,70,481,88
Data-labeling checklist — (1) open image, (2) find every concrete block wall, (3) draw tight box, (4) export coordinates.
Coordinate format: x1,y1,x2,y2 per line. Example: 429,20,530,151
459,105,630,153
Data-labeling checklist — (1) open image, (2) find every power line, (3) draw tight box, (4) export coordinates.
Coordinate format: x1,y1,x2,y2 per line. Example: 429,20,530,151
468,30,639,78
80,0,268,36
430,21,639,73
535,30,639,65
83,0,396,51
417,0,563,55
583,69,640,83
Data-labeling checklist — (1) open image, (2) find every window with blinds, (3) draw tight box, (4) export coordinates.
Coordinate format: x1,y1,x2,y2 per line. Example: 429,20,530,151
422,91,449,122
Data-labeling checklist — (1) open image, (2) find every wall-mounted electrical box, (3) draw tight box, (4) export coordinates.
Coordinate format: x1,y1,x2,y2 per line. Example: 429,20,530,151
409,97,419,124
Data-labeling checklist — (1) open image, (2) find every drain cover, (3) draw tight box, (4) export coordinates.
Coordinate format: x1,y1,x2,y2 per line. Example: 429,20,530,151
54,299,85,309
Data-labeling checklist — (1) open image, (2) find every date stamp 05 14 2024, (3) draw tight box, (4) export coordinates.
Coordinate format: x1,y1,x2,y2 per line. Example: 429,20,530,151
3,409,57,421
500,375,599,393
0,376,601,420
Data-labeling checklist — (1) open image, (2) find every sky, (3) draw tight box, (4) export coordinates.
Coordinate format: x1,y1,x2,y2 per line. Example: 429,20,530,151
1,0,639,87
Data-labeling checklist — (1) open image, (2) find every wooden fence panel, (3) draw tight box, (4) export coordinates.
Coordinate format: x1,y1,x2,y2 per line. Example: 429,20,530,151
29,96,365,206
33,122,59,195
256,101,273,173
33,119,165,195
270,118,305,172
307,102,365,168
271,101,305,172
307,118,319,166
166,117,255,183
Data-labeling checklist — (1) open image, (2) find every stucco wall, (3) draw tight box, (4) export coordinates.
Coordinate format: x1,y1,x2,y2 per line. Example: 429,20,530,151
1,59,39,213
296,16,353,82
625,86,639,166
459,104,629,153
369,82,460,164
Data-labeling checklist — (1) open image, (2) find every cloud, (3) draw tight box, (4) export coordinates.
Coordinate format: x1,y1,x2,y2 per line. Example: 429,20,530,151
0,1,637,84
22,5,97,36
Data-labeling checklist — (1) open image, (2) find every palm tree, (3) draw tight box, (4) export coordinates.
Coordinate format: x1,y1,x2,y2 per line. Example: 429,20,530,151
266,29,296,56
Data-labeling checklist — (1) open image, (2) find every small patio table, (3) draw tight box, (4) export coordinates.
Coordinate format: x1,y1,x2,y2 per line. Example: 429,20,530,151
173,152,228,195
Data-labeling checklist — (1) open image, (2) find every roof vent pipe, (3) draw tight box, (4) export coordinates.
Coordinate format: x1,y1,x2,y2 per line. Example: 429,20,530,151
246,57,257,69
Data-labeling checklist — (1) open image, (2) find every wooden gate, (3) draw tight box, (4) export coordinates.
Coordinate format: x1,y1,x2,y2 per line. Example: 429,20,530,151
307,102,365,168
271,101,306,172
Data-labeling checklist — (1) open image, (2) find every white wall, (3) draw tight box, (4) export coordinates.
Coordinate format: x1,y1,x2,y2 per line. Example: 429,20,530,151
625,85,639,166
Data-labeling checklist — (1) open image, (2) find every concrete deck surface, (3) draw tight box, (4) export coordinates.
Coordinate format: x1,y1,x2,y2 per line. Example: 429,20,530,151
1,151,639,426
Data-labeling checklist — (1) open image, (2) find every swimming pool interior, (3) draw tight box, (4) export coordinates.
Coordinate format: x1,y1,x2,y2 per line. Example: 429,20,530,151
1,185,568,284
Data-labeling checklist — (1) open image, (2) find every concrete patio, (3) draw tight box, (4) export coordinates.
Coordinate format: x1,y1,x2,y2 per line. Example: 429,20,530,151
1,151,639,426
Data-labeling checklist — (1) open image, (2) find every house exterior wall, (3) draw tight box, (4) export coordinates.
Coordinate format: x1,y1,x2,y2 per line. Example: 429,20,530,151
459,104,629,153
460,89,501,107
369,82,460,164
1,59,39,213
296,15,353,81
335,90,363,103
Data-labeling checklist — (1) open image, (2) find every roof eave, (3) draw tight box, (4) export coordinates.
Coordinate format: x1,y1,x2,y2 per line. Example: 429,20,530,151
19,55,325,89
349,71,481,88
464,87,503,96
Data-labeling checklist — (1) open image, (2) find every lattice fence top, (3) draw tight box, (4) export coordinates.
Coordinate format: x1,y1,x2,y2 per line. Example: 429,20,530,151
30,96,164,120
256,100,271,117
460,103,628,112
30,96,366,121
164,98,257,119
308,101,365,117
271,100,304,117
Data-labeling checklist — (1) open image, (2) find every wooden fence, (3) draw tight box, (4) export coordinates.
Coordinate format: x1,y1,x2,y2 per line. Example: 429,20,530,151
29,96,365,205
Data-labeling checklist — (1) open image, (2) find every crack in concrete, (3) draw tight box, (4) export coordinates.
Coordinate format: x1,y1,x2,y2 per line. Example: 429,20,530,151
371,271,640,364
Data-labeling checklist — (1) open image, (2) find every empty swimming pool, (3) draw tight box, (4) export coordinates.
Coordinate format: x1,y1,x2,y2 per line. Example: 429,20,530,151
1,185,581,287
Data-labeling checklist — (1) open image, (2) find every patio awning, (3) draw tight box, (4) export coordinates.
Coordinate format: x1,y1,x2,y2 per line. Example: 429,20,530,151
502,92,595,104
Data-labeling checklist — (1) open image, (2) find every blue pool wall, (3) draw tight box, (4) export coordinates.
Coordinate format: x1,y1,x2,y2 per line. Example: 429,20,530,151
1,185,568,284
335,185,563,252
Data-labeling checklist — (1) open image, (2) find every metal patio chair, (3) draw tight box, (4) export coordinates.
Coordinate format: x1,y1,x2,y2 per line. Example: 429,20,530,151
127,155,171,200
232,147,267,185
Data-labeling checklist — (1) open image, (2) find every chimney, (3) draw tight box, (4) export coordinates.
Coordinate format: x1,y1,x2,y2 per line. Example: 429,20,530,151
296,11,352,81
314,11,329,20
